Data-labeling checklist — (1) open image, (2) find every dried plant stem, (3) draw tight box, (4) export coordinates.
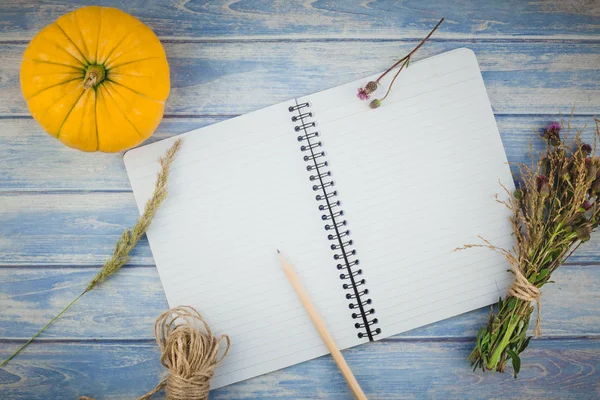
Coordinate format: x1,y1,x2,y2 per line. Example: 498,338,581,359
363,18,443,108
1,139,183,367
375,17,444,84
379,57,410,102
1,291,87,366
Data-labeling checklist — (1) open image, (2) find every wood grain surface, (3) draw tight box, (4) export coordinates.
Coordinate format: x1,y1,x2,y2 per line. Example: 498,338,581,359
0,1,599,399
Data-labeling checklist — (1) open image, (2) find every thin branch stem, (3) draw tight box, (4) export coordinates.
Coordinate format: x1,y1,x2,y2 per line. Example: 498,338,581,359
375,17,444,84
1,290,87,366
380,57,409,101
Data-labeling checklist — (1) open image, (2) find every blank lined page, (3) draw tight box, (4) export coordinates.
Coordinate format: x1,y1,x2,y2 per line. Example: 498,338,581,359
299,48,515,339
124,101,362,389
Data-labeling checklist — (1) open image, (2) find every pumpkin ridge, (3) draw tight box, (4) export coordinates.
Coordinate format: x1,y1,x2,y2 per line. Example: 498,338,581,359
99,30,134,66
23,58,84,71
106,73,155,79
56,88,87,139
72,11,93,64
101,86,144,139
106,56,161,71
53,22,90,66
25,76,83,101
104,78,164,103
23,71,82,79
94,91,99,151
95,9,102,64
35,33,87,68
37,83,84,125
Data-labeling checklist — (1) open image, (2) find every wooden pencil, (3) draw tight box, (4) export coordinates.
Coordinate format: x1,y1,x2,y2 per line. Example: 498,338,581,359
278,250,368,400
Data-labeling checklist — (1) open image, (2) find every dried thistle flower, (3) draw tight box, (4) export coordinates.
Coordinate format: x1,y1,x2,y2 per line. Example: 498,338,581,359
543,121,562,146
0,139,183,367
461,116,600,378
357,87,370,100
358,18,444,108
546,121,561,134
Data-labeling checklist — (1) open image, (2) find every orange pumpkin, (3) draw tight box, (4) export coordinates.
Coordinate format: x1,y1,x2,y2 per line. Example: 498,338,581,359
20,6,170,152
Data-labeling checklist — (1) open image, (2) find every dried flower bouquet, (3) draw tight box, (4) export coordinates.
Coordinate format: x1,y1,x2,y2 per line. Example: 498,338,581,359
462,118,600,377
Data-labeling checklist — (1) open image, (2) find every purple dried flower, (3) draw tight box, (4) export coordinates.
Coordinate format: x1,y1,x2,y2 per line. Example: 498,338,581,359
357,88,370,101
543,122,562,146
546,122,561,134
583,200,592,211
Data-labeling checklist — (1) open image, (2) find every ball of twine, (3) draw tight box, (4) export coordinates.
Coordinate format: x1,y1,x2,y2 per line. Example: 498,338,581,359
78,306,229,400
138,306,231,400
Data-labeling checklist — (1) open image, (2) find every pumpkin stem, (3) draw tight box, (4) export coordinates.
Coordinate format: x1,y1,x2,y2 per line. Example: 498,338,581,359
83,65,105,89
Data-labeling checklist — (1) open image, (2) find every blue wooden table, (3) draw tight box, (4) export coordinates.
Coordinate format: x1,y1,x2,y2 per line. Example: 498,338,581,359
1,1,599,399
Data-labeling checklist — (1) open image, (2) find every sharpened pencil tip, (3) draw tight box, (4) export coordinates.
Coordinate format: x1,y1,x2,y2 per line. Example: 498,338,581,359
276,249,280,253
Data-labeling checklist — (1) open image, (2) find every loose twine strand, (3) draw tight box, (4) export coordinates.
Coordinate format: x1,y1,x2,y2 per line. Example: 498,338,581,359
508,264,542,337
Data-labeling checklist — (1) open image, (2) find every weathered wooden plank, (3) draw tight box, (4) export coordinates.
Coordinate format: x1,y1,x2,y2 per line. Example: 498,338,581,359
0,266,598,339
1,115,598,191
0,117,219,191
0,338,598,399
2,41,599,116
1,0,599,40
0,192,151,266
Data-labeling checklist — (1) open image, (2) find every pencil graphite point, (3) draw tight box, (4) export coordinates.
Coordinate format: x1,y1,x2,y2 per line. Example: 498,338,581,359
276,249,280,254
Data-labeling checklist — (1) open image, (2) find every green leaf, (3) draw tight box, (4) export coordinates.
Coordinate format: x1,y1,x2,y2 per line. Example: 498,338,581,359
537,268,549,282
519,336,532,353
541,253,554,266
482,332,490,346
506,349,521,378
510,331,522,344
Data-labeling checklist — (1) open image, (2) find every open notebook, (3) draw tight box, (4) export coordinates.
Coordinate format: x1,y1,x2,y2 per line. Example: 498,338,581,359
124,48,515,389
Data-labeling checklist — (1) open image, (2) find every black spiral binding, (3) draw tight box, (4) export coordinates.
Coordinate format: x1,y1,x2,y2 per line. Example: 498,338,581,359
289,100,381,341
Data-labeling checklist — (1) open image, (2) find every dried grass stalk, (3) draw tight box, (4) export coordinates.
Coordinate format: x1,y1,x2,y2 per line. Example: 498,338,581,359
1,139,182,366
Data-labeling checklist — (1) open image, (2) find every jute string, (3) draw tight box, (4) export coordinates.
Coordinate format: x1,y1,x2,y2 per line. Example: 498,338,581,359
80,306,230,400
139,306,230,400
508,264,542,337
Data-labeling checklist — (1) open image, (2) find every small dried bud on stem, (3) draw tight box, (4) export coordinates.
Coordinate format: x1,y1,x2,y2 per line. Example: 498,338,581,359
357,17,444,107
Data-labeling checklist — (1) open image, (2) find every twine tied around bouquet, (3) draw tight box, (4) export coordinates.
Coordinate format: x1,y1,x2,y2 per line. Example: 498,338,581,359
508,264,542,337
138,306,230,400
